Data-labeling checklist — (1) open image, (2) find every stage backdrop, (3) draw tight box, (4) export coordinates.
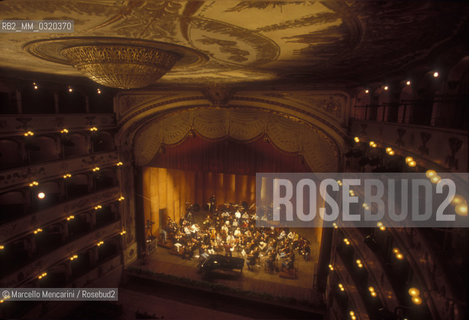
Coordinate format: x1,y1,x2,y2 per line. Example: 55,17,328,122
142,135,311,236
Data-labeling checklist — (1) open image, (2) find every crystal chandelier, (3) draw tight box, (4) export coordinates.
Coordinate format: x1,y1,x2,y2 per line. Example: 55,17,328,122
60,44,180,89
25,37,208,90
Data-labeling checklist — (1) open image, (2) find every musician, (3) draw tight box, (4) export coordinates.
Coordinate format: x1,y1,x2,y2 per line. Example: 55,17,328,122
224,242,233,257
208,194,216,213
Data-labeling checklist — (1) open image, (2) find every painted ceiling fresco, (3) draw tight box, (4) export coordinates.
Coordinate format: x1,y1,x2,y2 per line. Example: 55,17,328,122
0,0,468,86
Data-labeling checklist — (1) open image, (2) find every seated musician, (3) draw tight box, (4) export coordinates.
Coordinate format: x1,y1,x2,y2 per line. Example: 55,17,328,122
208,245,215,255
221,223,229,235
190,223,199,234
266,251,277,273
203,215,211,228
247,247,259,270
278,230,286,240
224,242,232,257
258,240,267,251
183,243,195,260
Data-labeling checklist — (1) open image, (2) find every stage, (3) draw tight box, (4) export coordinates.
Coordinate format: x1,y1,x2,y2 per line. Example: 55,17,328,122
129,220,322,307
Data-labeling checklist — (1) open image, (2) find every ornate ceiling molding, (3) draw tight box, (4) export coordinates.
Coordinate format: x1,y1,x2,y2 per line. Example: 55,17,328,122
2,1,466,86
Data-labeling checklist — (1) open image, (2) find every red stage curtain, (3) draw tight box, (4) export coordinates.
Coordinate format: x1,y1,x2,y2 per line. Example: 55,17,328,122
149,135,311,174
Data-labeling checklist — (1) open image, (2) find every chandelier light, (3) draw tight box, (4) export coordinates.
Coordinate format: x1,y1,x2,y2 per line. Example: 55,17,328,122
25,37,208,90
61,44,180,89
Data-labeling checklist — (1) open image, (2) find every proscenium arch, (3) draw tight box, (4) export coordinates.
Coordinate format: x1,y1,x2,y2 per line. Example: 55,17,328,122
116,92,347,171
131,107,342,172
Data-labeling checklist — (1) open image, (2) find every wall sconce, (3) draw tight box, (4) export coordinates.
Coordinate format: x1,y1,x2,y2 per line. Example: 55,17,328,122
377,221,386,231
356,259,363,268
393,248,404,260
29,181,39,187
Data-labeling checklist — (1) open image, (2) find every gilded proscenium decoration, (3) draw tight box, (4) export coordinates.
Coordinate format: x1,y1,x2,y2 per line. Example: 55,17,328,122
133,108,338,172
61,44,179,89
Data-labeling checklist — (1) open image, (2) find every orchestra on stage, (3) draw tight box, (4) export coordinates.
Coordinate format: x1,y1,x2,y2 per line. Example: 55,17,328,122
157,197,312,279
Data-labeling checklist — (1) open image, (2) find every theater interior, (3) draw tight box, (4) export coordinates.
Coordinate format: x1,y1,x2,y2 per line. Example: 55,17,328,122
0,1,468,319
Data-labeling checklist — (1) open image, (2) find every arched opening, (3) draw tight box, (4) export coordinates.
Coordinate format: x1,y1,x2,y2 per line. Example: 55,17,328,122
0,190,26,223
0,139,23,169
97,235,120,264
38,263,67,288
399,84,415,123
0,237,29,276
63,133,88,158
0,89,17,114
353,89,371,120
35,222,64,255
94,167,117,191
91,131,114,153
70,247,92,280
67,173,89,198
95,204,118,228
26,136,59,164
377,88,391,122
67,212,91,240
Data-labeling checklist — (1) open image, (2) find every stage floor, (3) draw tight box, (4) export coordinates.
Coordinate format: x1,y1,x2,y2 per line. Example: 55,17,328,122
130,244,319,304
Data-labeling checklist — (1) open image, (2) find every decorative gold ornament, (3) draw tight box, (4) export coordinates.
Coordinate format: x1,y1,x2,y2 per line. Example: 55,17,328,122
24,37,208,89
60,45,179,89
